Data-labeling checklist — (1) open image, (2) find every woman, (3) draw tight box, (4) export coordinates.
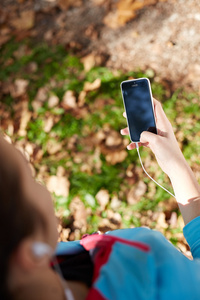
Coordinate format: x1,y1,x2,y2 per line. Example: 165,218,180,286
1,99,200,300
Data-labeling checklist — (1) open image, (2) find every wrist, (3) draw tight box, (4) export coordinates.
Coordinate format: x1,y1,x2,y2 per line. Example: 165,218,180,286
168,154,189,180
169,156,200,205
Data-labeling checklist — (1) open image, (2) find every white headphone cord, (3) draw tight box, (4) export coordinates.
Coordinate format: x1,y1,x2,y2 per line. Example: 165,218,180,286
52,255,75,300
135,142,176,199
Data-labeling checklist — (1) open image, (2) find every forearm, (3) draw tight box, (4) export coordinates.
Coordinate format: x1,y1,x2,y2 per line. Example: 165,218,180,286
169,157,200,225
123,99,200,225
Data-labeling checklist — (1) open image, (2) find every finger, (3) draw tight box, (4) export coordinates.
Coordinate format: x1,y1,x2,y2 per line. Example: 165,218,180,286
127,142,136,150
127,140,150,150
127,142,144,150
123,111,127,118
140,131,158,146
120,127,129,135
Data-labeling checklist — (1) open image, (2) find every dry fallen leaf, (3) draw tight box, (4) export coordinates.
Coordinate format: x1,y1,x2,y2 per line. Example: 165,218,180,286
58,0,82,10
10,11,35,30
78,90,86,107
10,79,29,98
62,90,77,109
91,0,106,5
169,211,178,228
35,87,49,102
46,139,63,155
44,116,54,133
83,78,101,92
46,173,70,197
81,53,96,72
110,195,122,210
127,180,147,205
0,35,11,47
96,189,110,210
98,218,119,232
105,150,127,165
32,87,49,111
48,94,59,108
69,196,87,232
155,212,168,230
95,129,106,143
107,210,122,227
18,101,32,137
105,130,123,147
104,0,160,28
31,88,48,111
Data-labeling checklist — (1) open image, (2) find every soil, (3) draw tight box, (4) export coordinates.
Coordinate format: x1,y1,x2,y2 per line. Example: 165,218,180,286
1,0,200,92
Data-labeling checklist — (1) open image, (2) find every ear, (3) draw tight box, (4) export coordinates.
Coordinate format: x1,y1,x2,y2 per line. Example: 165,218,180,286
13,238,50,272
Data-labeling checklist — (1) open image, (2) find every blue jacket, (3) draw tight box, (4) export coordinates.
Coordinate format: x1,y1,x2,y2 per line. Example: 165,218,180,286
56,216,200,300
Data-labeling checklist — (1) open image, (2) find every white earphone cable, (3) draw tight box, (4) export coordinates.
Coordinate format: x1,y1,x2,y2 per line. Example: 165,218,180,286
52,255,75,300
135,142,176,199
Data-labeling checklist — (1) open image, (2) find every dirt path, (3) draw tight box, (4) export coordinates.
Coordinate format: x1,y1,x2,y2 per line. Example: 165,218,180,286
1,0,200,92
103,0,200,92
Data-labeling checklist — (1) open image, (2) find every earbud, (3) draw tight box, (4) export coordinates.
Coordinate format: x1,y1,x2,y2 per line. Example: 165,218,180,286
32,242,53,258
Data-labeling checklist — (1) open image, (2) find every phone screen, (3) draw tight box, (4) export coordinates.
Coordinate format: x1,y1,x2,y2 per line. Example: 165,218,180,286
121,78,157,142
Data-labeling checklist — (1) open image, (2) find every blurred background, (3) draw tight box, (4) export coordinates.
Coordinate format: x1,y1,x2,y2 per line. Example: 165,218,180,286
1,0,200,256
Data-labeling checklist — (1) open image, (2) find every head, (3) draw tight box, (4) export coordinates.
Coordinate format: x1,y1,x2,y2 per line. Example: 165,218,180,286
0,135,59,299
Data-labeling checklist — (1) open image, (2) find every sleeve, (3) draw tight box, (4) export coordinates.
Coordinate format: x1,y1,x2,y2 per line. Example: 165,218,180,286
183,216,200,259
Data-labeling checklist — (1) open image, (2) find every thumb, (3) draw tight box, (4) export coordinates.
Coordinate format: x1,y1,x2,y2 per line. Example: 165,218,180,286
140,131,158,145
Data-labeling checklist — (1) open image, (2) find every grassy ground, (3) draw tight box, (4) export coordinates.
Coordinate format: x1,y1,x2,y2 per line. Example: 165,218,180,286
1,39,200,252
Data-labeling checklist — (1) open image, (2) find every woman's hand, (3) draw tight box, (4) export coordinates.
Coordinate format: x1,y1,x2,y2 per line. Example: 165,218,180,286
120,99,200,225
120,99,185,178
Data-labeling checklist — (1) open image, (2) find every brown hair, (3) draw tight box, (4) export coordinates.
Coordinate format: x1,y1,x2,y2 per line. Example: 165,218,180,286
0,137,46,300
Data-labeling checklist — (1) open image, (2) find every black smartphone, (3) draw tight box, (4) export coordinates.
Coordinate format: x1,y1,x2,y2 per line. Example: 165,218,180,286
120,78,157,143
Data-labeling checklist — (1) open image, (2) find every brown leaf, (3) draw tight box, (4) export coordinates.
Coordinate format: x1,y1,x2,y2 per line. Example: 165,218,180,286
62,90,77,109
110,195,121,210
10,79,29,98
105,150,127,165
36,87,48,102
105,130,123,147
57,0,70,11
46,139,63,155
32,87,49,111
44,30,54,41
48,94,59,108
83,78,101,92
98,218,119,232
104,0,158,28
95,129,106,143
0,35,11,47
58,0,82,10
78,91,86,107
127,180,147,205
93,98,115,110
44,116,54,133
10,11,35,30
18,101,31,137
91,0,106,5
96,189,110,210
103,11,122,29
69,196,87,232
81,54,96,72
46,173,70,197
85,25,99,40
26,62,38,73
155,212,168,230
169,211,178,228
81,52,109,72
107,210,122,227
